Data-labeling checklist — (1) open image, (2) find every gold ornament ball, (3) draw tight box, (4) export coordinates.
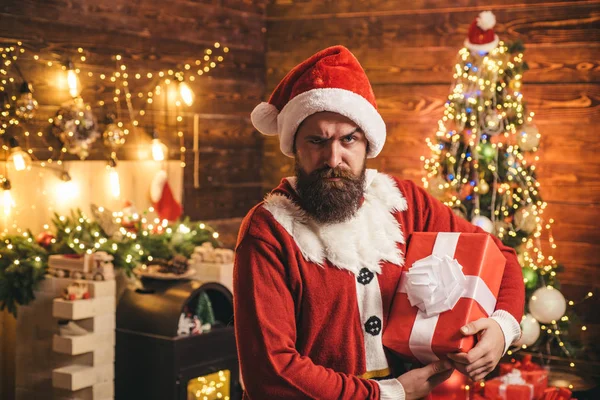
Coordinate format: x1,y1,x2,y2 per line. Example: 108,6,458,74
514,205,537,233
427,176,448,199
494,220,511,236
478,179,490,195
517,252,526,267
519,124,540,151
103,123,126,150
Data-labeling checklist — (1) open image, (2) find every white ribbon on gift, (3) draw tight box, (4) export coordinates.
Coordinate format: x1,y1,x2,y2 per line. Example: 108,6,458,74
498,370,534,400
397,232,497,364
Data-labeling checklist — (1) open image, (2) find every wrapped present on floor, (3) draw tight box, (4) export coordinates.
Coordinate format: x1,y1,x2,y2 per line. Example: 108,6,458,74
499,354,549,399
540,387,572,400
485,370,535,400
382,232,505,364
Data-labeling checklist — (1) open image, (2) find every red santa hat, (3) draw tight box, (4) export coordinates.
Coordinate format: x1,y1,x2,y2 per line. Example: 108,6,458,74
464,11,499,53
251,45,386,158
150,170,182,222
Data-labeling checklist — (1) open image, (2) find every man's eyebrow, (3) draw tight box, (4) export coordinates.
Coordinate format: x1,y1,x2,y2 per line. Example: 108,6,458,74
304,127,362,140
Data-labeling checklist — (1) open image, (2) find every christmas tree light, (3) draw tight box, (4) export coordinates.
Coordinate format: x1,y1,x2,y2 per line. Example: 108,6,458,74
421,11,592,364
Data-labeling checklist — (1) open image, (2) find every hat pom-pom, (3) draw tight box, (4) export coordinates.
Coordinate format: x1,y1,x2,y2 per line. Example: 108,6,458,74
477,11,496,30
251,102,279,136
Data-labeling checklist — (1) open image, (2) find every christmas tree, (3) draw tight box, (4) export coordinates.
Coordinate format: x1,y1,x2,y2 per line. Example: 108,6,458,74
422,11,588,364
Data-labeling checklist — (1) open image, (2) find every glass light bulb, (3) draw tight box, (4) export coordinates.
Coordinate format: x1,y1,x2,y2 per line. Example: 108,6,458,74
67,69,80,97
151,138,167,161
8,147,32,171
179,82,194,106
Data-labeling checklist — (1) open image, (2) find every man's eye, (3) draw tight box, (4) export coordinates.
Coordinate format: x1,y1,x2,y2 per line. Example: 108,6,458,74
342,135,356,143
309,139,324,144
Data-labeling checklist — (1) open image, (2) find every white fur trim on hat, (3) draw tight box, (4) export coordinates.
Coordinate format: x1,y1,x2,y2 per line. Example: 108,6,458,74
464,35,500,53
251,102,279,136
277,88,386,159
150,170,167,203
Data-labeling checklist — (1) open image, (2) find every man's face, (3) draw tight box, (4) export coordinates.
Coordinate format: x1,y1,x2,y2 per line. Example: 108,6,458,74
293,112,368,224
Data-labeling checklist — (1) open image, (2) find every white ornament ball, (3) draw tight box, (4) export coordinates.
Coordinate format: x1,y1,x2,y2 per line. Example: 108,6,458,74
519,124,540,151
484,113,503,136
515,314,541,347
515,205,538,233
471,215,494,233
529,286,567,323
428,176,448,199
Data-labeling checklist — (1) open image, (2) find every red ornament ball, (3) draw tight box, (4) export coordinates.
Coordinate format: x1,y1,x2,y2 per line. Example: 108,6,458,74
36,231,55,248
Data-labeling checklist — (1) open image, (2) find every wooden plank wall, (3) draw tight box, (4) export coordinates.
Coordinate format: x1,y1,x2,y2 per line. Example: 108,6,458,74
265,0,600,360
0,0,268,224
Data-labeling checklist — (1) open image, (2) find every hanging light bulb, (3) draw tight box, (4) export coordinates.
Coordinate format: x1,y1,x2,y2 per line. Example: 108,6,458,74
151,129,168,161
179,81,194,106
1,179,15,216
66,61,80,98
7,137,32,171
15,82,38,120
107,157,121,198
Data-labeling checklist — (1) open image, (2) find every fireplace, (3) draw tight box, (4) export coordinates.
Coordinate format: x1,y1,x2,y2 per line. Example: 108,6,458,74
115,279,241,399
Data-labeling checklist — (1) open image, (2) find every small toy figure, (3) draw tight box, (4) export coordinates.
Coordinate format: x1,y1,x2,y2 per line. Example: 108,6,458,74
63,280,90,301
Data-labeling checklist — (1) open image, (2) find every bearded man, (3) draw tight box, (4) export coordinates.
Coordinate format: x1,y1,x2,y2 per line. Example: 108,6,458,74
233,46,524,400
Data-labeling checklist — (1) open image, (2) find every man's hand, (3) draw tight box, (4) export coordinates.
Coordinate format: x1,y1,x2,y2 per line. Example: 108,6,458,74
447,318,505,382
397,360,454,399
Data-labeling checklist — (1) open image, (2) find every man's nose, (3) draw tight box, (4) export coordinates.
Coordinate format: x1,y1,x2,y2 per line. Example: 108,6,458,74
323,141,342,168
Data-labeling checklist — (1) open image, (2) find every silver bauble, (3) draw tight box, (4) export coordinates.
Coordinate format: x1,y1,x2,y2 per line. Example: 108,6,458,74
51,97,99,160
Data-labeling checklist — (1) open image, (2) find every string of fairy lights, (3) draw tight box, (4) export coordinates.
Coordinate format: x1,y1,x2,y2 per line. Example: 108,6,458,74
0,40,229,219
422,40,593,366
4,207,220,271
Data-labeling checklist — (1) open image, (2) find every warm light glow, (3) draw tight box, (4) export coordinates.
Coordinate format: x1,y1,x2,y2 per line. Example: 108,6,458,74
2,189,15,216
59,179,79,201
8,147,31,171
179,82,194,106
67,68,80,97
108,165,121,198
151,138,167,161
187,370,230,400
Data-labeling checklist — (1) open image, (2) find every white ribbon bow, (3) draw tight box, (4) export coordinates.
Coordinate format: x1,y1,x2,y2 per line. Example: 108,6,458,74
397,233,498,364
404,254,467,318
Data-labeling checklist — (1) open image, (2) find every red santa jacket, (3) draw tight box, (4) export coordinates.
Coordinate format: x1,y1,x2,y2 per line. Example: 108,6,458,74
234,171,524,399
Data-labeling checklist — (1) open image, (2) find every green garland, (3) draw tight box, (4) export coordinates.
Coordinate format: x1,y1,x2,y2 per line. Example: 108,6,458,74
0,207,222,317
0,232,48,317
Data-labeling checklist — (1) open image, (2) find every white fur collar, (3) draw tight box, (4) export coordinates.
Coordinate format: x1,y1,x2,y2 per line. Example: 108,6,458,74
262,169,408,275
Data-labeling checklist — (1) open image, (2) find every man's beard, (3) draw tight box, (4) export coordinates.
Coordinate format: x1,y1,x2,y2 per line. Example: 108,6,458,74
295,160,366,224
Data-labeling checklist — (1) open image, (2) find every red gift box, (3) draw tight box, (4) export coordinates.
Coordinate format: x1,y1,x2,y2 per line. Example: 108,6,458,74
540,387,572,400
484,370,534,400
499,355,549,399
382,232,505,363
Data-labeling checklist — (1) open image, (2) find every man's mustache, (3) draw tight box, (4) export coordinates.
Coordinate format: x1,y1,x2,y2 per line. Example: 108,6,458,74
311,167,357,180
